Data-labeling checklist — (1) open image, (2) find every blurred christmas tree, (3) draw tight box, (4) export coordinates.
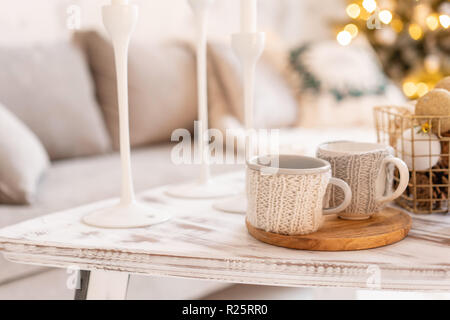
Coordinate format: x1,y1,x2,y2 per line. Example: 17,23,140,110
337,0,449,99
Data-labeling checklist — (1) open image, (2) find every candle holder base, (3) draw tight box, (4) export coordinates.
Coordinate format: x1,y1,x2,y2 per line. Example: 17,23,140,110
213,193,247,214
83,202,171,229
166,180,240,199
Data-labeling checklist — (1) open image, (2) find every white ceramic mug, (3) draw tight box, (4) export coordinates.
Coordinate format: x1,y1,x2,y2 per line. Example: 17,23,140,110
317,141,409,220
246,155,352,236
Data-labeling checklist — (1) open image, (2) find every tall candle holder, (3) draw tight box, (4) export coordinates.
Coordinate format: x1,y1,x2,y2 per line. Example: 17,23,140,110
166,0,239,199
213,32,265,213
83,0,170,228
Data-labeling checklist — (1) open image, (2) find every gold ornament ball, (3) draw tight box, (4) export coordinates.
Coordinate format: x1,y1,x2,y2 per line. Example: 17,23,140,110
435,76,450,92
415,89,450,134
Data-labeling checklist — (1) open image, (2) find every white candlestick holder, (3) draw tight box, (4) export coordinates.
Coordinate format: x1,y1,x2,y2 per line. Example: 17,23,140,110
166,0,240,199
213,32,265,213
83,1,170,228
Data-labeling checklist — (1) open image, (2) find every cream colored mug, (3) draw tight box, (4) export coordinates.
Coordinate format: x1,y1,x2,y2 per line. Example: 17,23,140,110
317,141,409,220
246,155,352,236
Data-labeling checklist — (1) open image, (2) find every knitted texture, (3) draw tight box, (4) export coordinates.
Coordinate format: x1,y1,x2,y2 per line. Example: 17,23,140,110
246,167,331,236
317,149,393,218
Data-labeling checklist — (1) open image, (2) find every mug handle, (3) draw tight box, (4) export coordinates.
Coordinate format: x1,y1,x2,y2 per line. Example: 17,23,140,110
323,178,352,215
377,156,409,203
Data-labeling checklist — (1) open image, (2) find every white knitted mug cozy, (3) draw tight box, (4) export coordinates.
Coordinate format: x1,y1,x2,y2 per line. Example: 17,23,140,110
246,155,352,236
317,141,409,220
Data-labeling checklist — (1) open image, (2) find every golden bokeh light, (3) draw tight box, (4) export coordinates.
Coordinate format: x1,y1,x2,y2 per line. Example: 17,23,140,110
344,23,359,38
379,10,393,24
403,82,417,97
391,19,404,32
426,14,439,30
408,23,423,40
416,82,429,97
346,4,361,19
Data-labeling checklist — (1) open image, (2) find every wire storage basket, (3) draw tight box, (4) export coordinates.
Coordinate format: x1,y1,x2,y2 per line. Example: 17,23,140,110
374,105,450,214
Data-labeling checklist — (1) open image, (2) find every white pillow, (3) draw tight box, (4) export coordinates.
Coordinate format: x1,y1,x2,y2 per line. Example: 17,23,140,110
0,103,49,204
290,40,406,128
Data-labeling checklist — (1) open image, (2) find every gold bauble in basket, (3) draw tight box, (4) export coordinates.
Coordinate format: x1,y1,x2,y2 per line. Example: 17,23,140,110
415,88,450,134
374,104,450,214
435,76,450,92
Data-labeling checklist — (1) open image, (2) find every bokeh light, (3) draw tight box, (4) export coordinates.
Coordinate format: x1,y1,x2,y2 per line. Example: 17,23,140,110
362,0,377,13
439,14,450,29
379,10,393,24
337,30,352,46
346,4,361,19
344,23,359,38
426,14,439,30
403,82,417,97
416,82,429,97
408,23,423,40
391,19,404,32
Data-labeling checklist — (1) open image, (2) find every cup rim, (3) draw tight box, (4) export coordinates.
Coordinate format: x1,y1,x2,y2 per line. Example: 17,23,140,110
317,140,390,156
247,154,331,175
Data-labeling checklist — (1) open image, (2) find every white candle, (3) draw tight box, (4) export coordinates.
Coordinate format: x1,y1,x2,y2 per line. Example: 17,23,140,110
241,0,257,33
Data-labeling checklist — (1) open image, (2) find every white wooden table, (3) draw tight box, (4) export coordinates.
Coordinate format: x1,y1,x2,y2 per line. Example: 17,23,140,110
0,172,449,299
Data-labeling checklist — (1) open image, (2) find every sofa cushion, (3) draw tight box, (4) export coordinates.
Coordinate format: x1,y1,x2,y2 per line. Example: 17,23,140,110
75,31,198,150
0,41,112,160
0,103,49,204
289,40,406,128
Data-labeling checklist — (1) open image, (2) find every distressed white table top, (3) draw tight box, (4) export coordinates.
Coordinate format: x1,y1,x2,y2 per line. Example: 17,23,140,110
0,172,449,292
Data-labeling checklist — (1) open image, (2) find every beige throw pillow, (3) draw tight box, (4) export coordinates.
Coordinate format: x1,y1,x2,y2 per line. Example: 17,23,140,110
75,31,198,149
0,103,49,204
0,41,112,160
289,40,406,128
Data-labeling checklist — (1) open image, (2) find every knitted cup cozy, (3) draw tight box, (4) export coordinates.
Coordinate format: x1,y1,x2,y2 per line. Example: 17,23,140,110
246,167,331,236
317,148,394,218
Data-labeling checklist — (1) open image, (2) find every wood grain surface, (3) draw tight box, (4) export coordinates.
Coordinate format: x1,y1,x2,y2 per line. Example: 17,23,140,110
246,207,412,251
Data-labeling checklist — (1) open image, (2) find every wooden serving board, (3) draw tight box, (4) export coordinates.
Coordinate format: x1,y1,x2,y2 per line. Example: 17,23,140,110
246,207,412,251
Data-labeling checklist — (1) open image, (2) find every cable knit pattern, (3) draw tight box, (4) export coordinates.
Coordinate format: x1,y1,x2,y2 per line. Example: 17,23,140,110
247,168,331,236
317,148,393,218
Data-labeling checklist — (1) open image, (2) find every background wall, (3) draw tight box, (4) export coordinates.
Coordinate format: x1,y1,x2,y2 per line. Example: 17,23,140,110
0,0,345,46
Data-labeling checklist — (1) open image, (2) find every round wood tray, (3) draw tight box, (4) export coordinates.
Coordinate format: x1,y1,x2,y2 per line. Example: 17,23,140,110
246,207,412,251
